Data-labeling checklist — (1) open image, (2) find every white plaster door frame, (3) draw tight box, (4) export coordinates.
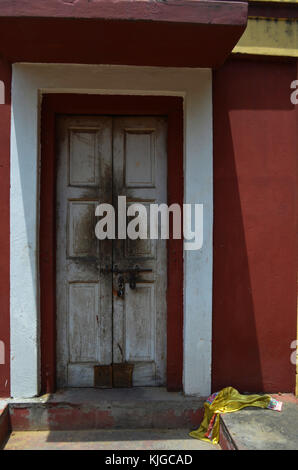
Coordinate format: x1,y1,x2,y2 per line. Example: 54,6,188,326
10,64,213,398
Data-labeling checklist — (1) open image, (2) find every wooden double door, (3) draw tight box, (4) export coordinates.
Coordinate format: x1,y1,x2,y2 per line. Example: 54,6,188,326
56,115,167,387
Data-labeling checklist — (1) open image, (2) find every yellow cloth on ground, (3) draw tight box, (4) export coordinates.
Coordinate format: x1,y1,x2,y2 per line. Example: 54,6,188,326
189,386,272,445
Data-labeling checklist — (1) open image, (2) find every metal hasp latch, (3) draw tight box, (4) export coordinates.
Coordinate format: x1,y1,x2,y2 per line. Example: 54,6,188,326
101,265,152,297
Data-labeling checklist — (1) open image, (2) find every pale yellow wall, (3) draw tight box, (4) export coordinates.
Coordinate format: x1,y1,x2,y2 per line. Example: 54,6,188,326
233,18,298,57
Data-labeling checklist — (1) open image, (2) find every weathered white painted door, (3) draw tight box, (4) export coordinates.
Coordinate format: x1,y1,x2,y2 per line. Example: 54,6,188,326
112,117,167,386
56,116,113,387
56,115,167,388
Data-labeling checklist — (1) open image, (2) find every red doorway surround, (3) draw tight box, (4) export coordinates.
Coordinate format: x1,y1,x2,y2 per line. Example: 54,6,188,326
40,94,184,394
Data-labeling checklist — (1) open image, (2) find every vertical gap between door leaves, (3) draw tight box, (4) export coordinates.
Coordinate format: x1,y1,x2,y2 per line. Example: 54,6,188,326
111,116,115,365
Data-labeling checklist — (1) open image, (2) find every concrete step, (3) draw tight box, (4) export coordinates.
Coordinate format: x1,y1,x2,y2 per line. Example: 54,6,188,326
219,396,298,450
3,428,220,450
4,391,296,450
7,388,205,431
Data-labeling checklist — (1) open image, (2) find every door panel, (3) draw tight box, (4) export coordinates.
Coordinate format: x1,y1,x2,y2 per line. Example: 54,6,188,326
68,201,98,258
112,117,167,386
56,116,113,388
56,115,167,387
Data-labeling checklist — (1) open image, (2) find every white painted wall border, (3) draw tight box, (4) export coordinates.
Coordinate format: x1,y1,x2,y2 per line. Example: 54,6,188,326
10,63,213,398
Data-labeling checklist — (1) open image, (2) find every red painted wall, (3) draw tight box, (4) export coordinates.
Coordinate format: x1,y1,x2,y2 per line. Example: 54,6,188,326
0,55,296,397
212,59,297,393
0,58,11,397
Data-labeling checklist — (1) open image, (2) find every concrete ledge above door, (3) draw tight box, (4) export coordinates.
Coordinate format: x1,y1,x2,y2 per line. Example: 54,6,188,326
0,0,247,68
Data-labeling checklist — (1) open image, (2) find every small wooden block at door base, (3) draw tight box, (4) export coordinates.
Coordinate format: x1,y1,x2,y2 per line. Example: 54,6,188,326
94,365,113,388
113,363,134,388
94,364,134,388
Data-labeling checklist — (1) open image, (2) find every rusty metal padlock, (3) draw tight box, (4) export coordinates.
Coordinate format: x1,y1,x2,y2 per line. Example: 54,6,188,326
117,276,125,298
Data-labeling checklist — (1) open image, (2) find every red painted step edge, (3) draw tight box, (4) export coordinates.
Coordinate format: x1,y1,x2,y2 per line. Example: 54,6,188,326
0,405,11,448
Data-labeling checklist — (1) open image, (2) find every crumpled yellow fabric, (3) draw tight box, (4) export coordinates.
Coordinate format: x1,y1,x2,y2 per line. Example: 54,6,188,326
189,386,277,445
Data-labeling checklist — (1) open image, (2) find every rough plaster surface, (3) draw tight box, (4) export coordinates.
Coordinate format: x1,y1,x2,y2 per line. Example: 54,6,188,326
7,387,205,431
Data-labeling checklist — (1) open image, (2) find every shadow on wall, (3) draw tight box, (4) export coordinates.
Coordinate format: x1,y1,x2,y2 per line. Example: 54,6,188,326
212,59,297,393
